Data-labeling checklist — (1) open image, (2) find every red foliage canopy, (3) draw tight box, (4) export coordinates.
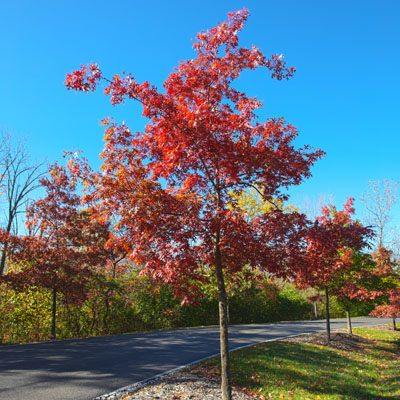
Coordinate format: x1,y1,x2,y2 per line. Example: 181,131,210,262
296,198,373,292
4,164,107,304
369,246,400,320
65,9,324,301
370,288,400,319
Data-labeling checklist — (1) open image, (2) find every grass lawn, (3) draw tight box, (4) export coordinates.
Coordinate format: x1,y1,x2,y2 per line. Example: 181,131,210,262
191,327,400,399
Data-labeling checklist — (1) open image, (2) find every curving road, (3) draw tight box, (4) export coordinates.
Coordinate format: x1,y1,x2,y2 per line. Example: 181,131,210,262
0,317,391,400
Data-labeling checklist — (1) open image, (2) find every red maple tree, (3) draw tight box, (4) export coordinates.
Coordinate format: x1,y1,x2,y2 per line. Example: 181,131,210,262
65,9,323,399
370,246,400,330
4,164,107,339
296,198,373,341
331,250,383,334
371,288,400,330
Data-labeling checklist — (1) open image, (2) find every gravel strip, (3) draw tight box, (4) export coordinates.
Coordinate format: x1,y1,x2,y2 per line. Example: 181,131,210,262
96,370,255,400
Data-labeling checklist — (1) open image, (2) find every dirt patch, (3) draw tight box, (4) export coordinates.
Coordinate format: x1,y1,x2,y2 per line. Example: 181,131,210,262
367,323,397,331
284,331,376,352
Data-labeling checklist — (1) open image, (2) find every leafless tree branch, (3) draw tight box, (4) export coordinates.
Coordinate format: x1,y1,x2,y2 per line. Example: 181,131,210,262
0,132,46,275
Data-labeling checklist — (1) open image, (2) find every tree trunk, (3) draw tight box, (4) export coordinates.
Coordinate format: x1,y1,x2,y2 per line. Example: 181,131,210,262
0,250,7,276
313,302,319,319
393,317,397,331
89,308,98,335
0,219,13,276
215,244,232,400
103,289,112,333
51,288,57,339
346,309,352,335
325,287,331,343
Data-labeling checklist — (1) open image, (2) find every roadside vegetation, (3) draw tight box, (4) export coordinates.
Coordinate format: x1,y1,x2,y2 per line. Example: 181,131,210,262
0,271,363,344
191,326,400,399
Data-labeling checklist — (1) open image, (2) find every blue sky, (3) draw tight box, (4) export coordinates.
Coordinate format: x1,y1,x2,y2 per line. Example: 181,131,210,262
1,0,399,232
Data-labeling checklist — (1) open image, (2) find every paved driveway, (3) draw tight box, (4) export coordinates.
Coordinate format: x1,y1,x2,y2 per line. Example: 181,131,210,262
0,317,391,400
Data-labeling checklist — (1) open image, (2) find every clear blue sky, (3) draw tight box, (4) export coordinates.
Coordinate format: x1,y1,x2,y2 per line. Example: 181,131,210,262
1,0,399,230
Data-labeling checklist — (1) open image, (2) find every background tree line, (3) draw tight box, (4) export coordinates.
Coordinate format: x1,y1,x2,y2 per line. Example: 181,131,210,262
0,153,397,344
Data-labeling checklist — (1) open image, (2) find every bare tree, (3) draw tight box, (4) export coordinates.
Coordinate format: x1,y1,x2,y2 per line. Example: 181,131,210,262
360,178,399,248
0,133,45,275
0,135,9,197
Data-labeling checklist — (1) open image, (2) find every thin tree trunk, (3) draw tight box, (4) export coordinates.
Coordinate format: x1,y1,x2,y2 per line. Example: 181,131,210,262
103,289,112,333
215,243,232,400
325,286,331,343
393,317,397,331
89,307,98,335
51,288,57,339
313,302,319,319
0,219,13,276
0,250,7,276
346,309,352,335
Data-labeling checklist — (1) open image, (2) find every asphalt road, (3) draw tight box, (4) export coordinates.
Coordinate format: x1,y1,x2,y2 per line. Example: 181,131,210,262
0,317,391,400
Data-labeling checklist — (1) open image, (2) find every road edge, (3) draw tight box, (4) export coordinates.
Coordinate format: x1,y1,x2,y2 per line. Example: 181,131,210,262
94,331,315,400
94,321,391,399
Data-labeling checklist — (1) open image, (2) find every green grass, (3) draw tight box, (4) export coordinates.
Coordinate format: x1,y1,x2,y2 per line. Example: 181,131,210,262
193,328,400,399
